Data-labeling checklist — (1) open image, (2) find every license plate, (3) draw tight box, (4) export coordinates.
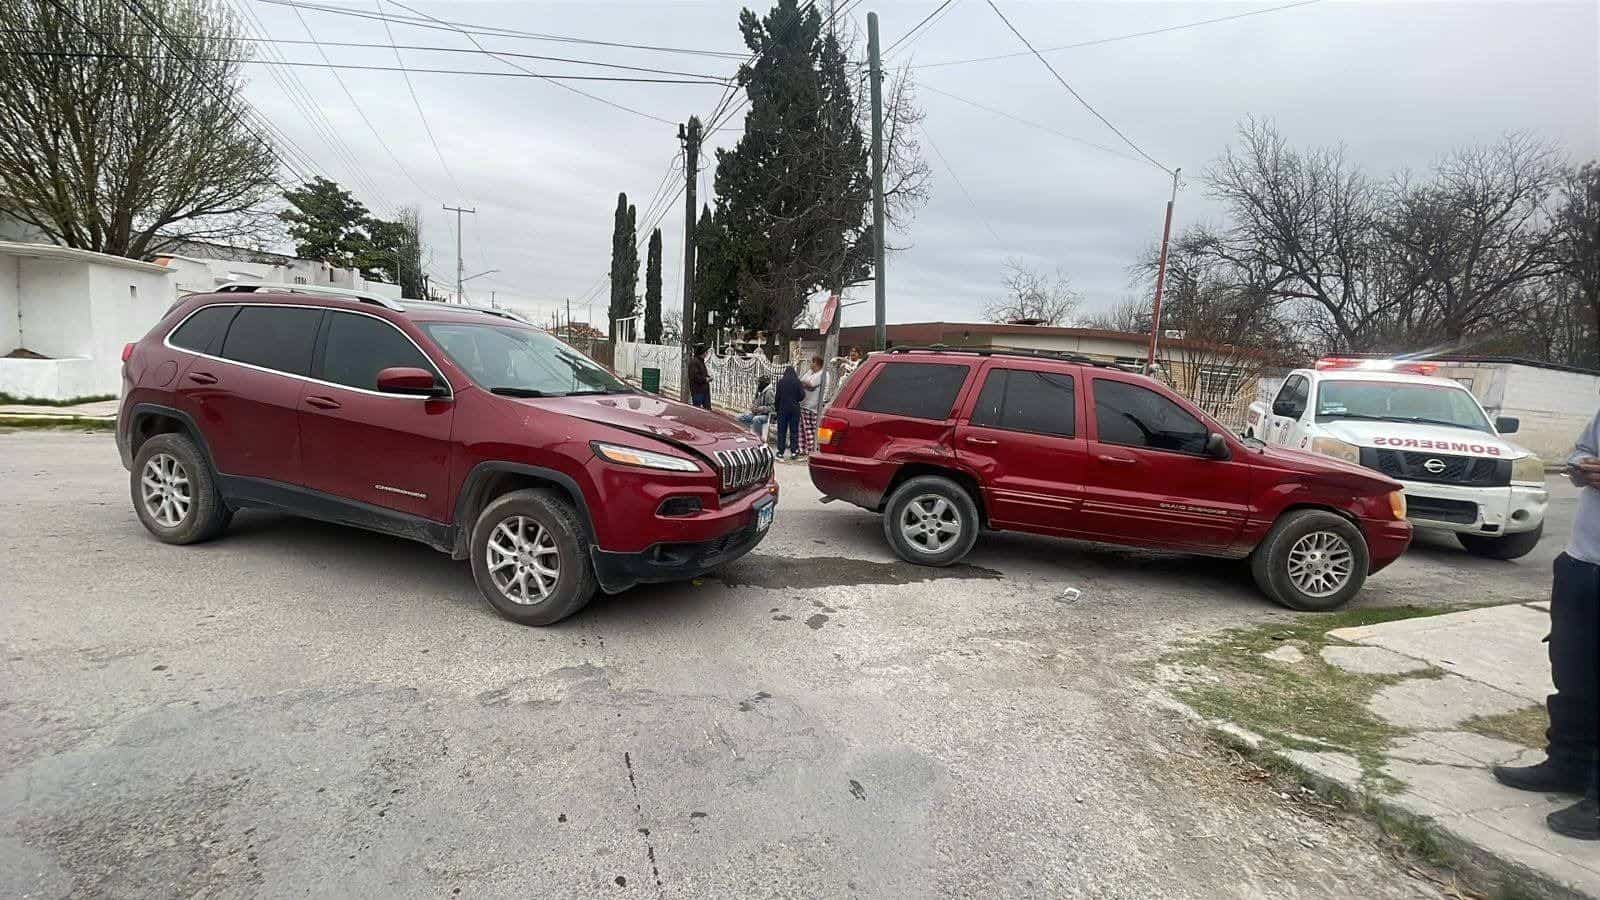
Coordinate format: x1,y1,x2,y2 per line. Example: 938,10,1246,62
755,503,774,532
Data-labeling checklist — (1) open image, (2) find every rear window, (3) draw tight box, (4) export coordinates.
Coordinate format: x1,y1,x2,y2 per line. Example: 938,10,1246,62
219,306,323,376
853,361,970,420
168,305,236,354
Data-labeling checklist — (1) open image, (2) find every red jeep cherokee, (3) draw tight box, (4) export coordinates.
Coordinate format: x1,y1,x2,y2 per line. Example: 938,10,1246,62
809,348,1412,610
116,284,776,625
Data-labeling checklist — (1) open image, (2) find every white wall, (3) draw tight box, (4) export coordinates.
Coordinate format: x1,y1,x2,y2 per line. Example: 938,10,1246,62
0,357,100,399
0,255,18,354
17,258,90,358
1498,364,1600,461
86,264,177,393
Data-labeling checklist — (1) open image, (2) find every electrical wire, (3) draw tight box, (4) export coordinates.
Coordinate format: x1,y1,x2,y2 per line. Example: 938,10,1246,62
375,0,461,199
916,0,1324,70
920,84,1142,165
917,121,1001,248
981,0,1172,174
882,0,957,57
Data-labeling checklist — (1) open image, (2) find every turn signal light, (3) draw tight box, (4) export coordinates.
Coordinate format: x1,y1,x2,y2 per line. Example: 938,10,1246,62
817,416,847,446
1388,490,1407,521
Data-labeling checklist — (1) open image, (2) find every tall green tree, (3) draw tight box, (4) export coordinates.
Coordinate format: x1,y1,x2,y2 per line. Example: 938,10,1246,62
608,193,638,338
643,228,664,343
0,0,279,258
281,177,372,269
361,207,425,299
712,0,871,339
695,205,741,341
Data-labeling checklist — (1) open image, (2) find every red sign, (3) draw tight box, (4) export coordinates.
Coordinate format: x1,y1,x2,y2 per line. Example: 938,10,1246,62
819,294,840,334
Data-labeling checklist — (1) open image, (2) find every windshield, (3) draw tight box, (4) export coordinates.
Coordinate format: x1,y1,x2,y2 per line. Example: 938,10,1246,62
1314,380,1491,433
421,323,630,397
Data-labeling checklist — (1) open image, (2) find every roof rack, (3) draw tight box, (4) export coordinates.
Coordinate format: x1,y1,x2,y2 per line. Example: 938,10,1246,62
398,296,534,326
214,281,406,312
885,344,1138,372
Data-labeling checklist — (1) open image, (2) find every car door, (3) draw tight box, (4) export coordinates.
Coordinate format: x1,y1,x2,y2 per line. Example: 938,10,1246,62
176,304,320,484
1078,375,1251,550
954,362,1090,536
298,310,455,522
1268,374,1309,447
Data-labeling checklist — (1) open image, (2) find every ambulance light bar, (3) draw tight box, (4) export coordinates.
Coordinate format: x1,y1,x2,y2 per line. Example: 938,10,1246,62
1314,357,1438,376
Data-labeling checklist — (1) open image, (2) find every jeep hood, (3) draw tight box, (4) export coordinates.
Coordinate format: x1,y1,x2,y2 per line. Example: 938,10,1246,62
532,393,748,447
1317,420,1528,458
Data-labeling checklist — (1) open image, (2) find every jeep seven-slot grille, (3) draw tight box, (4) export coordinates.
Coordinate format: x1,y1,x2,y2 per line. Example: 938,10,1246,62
713,445,774,494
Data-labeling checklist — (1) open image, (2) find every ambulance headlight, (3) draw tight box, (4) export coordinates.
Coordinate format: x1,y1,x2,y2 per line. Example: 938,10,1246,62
1511,454,1544,484
1311,436,1361,465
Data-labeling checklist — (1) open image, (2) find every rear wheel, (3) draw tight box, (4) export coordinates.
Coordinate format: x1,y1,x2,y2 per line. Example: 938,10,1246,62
1459,524,1542,560
470,489,597,626
1250,509,1369,611
131,432,230,544
882,476,980,567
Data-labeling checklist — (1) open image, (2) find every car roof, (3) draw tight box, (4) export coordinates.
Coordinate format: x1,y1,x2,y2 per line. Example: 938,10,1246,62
1311,368,1467,388
188,288,534,327
877,345,1145,375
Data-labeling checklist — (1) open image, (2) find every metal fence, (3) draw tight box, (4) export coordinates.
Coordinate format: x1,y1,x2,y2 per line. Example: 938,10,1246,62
613,341,855,413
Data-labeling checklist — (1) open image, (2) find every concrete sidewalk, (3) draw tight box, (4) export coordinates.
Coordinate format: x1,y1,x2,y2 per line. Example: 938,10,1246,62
1230,603,1596,898
0,399,117,424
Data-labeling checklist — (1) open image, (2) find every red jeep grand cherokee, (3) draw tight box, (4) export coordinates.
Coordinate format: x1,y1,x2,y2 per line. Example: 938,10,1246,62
116,284,776,625
810,348,1411,610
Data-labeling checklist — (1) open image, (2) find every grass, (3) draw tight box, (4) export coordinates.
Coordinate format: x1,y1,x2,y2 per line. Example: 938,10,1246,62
0,392,116,407
1160,605,1466,782
1462,705,1547,750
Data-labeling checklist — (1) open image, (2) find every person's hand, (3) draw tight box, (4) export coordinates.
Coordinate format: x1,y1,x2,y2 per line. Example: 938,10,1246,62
1570,457,1600,488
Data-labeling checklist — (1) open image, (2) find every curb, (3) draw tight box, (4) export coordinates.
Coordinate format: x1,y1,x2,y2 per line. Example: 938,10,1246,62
1151,692,1592,900
0,415,116,430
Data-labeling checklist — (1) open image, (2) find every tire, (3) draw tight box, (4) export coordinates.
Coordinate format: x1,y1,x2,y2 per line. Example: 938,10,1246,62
881,475,981,567
1458,524,1543,560
130,432,231,544
470,489,597,626
1250,509,1370,611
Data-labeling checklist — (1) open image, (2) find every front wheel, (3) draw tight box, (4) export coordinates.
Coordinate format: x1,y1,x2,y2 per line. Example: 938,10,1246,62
470,489,597,626
1250,510,1370,611
131,432,231,544
1458,524,1543,560
882,476,980,567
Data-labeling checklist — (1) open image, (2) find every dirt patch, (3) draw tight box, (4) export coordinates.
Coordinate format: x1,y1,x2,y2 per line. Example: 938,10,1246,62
1461,705,1547,750
713,554,1002,589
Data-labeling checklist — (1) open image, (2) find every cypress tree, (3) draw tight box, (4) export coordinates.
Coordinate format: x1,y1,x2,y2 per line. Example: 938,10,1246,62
608,193,638,338
644,228,663,343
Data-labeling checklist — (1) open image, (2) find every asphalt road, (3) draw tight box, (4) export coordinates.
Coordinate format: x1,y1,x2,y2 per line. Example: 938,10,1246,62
0,432,1568,899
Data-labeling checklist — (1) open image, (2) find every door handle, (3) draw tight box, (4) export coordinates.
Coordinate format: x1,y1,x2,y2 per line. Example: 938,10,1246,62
964,436,999,446
186,371,217,385
1096,453,1137,465
305,395,342,410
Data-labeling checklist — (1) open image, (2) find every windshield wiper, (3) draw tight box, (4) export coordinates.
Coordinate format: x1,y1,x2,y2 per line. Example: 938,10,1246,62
489,387,548,398
1396,416,1483,430
1318,412,1389,421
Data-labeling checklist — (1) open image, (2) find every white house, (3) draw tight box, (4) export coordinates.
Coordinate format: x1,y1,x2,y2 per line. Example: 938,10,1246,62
0,240,177,400
1432,359,1600,462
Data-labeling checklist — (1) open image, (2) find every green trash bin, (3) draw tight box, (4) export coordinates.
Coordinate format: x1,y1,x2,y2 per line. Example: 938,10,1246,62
641,367,661,394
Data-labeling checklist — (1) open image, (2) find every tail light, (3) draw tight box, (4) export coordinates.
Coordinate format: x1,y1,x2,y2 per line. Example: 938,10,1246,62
121,342,135,362
816,416,848,448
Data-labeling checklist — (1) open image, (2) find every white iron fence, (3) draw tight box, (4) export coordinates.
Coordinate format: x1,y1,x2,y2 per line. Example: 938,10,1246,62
614,341,854,413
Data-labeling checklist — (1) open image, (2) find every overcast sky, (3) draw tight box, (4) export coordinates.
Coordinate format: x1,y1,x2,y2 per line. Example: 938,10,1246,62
241,0,1600,330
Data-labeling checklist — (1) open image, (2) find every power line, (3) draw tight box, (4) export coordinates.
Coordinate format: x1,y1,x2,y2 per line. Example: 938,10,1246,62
882,0,958,57
917,122,1001,248
255,0,748,59
981,0,1172,174
920,84,1142,165
917,0,1324,70
375,0,461,199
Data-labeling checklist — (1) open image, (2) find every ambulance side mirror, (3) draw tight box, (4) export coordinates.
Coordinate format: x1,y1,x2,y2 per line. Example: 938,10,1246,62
1495,416,1519,435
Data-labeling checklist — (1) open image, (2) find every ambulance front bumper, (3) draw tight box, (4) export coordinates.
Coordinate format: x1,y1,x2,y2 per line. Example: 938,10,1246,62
1398,480,1548,535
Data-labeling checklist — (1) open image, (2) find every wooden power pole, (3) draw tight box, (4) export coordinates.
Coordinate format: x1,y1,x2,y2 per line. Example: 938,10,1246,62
1143,168,1182,375
678,117,701,402
867,12,887,351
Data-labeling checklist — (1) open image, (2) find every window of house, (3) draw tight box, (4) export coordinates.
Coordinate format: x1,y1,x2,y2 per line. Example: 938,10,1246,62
969,368,1076,437
219,306,323,376
318,312,436,391
168,305,237,355
853,362,970,420
1093,379,1210,454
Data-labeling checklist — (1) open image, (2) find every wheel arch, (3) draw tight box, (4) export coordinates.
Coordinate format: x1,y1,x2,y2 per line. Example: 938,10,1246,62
127,404,219,475
879,462,988,527
452,462,596,560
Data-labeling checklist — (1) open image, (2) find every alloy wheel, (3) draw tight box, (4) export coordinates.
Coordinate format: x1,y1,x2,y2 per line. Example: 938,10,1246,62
140,453,192,527
1286,530,1354,598
899,494,962,555
486,516,561,605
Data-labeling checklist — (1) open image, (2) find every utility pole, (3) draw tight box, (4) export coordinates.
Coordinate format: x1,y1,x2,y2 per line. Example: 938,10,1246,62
566,297,572,337
442,204,475,304
867,13,887,351
1143,168,1182,376
677,117,701,402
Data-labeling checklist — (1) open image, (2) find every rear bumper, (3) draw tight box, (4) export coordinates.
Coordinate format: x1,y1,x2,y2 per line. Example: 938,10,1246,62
808,453,893,510
589,495,774,593
1363,518,1413,573
1399,480,1547,535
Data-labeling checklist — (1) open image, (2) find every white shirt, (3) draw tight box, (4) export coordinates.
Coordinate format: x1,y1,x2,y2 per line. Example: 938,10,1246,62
801,368,826,413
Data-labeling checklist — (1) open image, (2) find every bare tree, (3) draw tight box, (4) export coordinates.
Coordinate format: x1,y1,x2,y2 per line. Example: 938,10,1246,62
0,0,280,258
1554,161,1600,363
983,258,1079,325
1080,296,1149,332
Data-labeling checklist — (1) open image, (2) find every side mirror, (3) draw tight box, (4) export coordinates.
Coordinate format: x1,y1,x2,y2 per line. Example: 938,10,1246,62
1272,400,1300,419
376,366,447,397
1495,416,1519,435
1204,432,1231,460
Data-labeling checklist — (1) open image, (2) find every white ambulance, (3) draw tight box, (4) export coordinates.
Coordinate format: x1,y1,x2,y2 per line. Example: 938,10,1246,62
1246,358,1548,559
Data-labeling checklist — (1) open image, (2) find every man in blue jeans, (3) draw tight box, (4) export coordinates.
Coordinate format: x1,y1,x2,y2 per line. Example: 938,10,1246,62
1492,410,1600,840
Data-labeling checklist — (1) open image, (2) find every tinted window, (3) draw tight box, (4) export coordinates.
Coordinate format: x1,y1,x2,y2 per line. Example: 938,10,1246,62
854,362,970,420
1094,379,1209,454
970,369,1075,437
218,306,323,376
421,323,629,396
168,305,236,354
320,312,435,391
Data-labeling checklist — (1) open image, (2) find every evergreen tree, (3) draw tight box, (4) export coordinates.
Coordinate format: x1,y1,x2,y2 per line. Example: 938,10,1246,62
695,205,741,341
644,228,663,343
608,193,638,338
281,177,372,268
712,0,871,339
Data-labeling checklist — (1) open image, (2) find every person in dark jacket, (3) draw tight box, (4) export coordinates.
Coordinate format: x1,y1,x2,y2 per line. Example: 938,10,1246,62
774,365,805,460
688,346,712,409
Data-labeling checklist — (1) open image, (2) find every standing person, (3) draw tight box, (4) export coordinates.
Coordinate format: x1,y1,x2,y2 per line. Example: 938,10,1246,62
736,375,775,442
773,365,805,460
1492,411,1600,840
799,354,827,457
688,345,712,409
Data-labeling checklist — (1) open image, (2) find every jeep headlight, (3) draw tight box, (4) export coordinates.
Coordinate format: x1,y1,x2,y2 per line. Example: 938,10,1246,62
1311,436,1361,465
591,441,701,473
1511,454,1544,484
